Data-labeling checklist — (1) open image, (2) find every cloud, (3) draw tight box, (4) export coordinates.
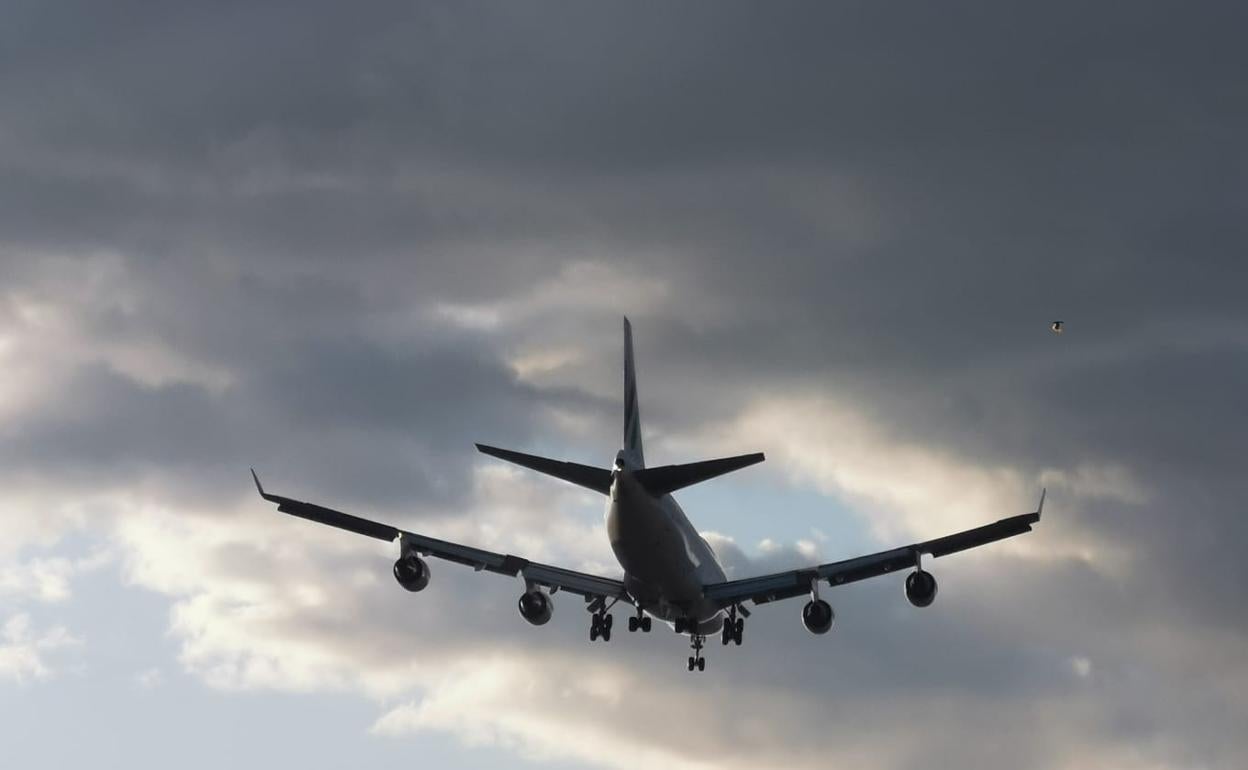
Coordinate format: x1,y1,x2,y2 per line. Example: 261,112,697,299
0,549,111,603
135,667,164,690
1,2,1247,768
0,613,81,683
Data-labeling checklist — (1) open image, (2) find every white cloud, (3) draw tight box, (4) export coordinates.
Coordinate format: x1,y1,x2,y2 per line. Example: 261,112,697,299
0,558,76,603
0,548,113,603
135,667,165,689
0,612,81,683
685,392,1146,568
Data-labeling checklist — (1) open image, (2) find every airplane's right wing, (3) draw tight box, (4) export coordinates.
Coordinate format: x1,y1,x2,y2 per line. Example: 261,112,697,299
704,491,1044,607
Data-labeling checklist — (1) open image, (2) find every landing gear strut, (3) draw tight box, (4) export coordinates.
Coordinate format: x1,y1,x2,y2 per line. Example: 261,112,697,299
720,606,744,646
589,611,613,642
686,634,707,672
627,607,652,633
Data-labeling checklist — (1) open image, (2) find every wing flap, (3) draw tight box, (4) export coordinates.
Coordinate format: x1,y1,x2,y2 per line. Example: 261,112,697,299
522,563,630,599
704,548,916,605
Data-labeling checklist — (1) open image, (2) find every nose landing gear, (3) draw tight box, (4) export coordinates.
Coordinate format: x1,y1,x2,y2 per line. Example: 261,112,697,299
686,634,707,672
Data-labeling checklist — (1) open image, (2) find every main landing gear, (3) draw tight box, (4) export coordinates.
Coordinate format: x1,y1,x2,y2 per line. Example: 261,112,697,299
687,634,707,672
589,610,613,642
720,607,744,646
627,607,652,633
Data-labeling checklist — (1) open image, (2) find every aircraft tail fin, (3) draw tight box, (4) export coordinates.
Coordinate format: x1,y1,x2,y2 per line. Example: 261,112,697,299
623,317,645,466
633,452,765,497
475,443,613,495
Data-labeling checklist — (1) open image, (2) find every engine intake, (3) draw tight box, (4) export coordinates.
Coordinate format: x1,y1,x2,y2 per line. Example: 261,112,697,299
393,556,430,592
518,590,553,626
904,569,937,608
802,599,834,634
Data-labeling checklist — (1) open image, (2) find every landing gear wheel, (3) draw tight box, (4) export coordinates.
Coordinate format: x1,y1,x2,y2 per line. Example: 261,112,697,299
697,657,705,671
630,608,652,633
687,657,696,671
589,611,611,642
721,608,745,646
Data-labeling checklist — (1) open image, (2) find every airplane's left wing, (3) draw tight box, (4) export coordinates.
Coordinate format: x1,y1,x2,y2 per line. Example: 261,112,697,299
251,470,628,602
704,491,1044,607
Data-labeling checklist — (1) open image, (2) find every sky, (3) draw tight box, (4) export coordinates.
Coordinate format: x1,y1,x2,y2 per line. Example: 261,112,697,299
2,2,1247,768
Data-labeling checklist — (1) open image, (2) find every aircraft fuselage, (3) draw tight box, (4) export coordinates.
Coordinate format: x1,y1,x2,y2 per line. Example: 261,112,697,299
606,466,726,635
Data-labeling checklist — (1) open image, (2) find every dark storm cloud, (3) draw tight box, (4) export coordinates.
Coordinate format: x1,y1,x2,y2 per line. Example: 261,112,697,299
3,2,1247,767
2,0,1242,588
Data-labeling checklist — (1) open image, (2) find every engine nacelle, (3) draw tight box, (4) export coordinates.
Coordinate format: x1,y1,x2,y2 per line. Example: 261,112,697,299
517,590,553,626
802,599,834,634
393,556,430,592
904,569,937,608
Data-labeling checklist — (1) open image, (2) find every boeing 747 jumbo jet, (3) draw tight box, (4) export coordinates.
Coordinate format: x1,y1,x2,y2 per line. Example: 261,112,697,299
253,318,1043,671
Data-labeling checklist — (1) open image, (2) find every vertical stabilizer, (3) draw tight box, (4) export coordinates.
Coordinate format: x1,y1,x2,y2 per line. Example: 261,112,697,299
623,317,645,467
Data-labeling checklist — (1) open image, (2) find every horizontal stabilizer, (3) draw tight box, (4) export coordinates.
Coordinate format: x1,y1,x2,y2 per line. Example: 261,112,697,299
475,444,613,495
633,452,765,496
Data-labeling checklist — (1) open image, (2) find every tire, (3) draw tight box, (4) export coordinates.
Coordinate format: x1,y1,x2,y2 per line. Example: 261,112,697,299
641,617,652,632
696,658,706,671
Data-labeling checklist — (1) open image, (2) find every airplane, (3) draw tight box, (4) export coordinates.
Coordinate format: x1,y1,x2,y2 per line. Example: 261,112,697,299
252,318,1043,672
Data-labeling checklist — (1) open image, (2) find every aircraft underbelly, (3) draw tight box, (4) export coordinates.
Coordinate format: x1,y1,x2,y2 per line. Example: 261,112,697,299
607,489,722,629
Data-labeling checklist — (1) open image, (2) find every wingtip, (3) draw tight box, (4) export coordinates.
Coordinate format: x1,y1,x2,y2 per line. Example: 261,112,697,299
1036,487,1046,518
250,467,264,496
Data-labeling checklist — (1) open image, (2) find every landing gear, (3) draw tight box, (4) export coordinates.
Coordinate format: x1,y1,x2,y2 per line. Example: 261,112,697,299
720,614,744,646
686,634,707,672
627,608,652,633
589,611,613,642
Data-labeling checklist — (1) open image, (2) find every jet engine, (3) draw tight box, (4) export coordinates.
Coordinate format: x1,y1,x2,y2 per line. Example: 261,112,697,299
393,555,430,592
517,589,554,626
904,569,937,608
802,599,834,634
